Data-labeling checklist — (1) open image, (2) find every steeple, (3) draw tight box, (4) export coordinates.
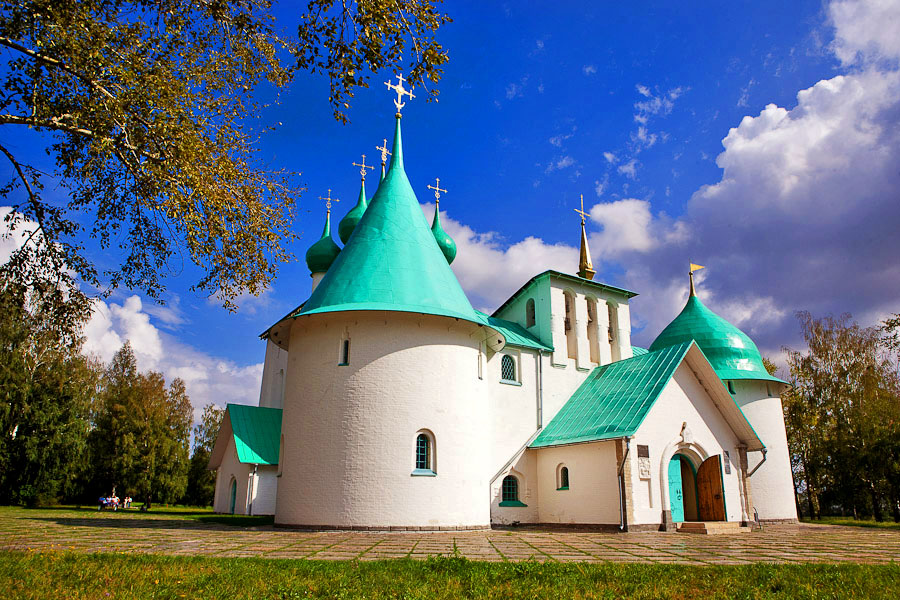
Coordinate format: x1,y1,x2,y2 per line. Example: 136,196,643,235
575,194,595,280
305,193,341,285
428,178,456,264
338,155,374,244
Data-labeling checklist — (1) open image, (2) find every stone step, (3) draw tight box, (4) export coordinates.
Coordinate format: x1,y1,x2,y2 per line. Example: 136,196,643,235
677,521,750,535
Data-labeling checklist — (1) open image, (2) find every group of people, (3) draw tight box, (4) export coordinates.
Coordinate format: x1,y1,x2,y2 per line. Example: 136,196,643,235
98,494,132,510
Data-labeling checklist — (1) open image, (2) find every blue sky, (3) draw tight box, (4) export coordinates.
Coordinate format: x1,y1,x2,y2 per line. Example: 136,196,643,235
3,0,899,414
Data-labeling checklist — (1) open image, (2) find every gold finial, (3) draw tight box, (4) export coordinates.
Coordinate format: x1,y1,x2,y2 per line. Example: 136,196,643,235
574,193,590,224
427,177,448,207
689,263,705,296
576,194,595,280
352,154,374,182
376,138,391,167
384,73,415,115
319,189,339,214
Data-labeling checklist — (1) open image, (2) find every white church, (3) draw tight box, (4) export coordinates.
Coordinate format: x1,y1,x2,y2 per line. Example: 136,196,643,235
208,82,798,532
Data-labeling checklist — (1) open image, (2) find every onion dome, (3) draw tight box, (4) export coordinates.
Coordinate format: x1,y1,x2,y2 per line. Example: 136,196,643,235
649,273,784,383
305,209,341,274
338,181,367,244
431,205,457,264
296,114,479,322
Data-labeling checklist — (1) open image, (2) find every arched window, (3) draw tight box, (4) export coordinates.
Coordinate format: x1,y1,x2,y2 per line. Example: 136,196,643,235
558,465,570,490
412,430,436,476
586,298,600,364
501,354,517,382
607,301,620,362
502,475,518,502
565,292,577,360
727,380,735,395
525,298,536,328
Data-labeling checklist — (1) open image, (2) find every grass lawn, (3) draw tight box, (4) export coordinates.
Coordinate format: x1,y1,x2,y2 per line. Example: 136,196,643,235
1,551,899,600
20,505,274,527
802,516,900,531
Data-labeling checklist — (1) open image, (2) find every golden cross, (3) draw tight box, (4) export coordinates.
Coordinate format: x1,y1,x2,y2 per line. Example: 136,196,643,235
319,189,339,212
352,154,374,181
427,178,448,206
574,194,590,224
384,73,415,113
375,139,391,166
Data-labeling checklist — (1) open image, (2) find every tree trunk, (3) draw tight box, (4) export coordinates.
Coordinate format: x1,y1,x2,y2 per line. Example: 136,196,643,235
870,484,883,522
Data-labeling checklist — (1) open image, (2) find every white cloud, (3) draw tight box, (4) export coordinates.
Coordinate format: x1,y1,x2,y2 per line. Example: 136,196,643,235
617,159,638,178
548,129,575,147
594,175,608,197
631,126,658,149
505,83,521,100
583,64,597,75
545,155,576,173
588,198,688,259
636,84,651,97
829,0,900,65
603,152,618,164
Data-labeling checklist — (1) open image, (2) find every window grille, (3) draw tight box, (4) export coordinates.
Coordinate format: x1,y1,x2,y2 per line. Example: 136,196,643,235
416,434,429,470
501,475,518,502
501,354,516,381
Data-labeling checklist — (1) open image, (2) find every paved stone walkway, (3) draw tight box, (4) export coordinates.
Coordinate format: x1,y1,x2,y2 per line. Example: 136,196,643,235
2,508,899,564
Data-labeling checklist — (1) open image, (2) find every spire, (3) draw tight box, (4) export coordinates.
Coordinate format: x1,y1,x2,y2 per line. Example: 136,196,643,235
389,113,404,170
339,155,374,244
428,178,456,264
575,194,595,280
305,198,341,274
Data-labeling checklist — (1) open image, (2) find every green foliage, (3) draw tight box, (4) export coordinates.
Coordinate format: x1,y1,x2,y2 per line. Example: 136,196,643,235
1,551,899,600
0,0,451,309
783,311,900,521
183,403,224,507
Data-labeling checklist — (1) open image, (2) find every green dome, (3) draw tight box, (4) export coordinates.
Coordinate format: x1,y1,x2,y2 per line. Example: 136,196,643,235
338,181,368,244
649,294,783,383
305,210,341,274
431,206,457,264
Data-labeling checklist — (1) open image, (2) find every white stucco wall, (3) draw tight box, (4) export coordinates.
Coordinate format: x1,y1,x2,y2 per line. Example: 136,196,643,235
213,441,251,514
250,466,278,516
490,450,539,524
631,363,747,526
259,339,288,409
487,348,541,477
732,380,798,521
276,311,492,529
534,442,620,524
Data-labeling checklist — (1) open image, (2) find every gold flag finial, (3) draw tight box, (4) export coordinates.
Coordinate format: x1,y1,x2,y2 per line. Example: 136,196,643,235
384,73,415,116
689,262,705,296
427,177,448,207
319,189,339,214
352,154,374,182
576,194,595,280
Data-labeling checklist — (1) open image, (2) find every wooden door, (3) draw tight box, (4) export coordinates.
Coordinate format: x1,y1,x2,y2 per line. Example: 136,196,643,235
668,455,685,522
697,455,726,521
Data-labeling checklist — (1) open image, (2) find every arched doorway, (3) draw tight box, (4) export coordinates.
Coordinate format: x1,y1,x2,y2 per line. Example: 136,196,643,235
667,454,699,522
229,478,237,515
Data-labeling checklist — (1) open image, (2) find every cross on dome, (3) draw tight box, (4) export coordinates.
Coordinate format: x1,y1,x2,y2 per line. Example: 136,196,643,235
352,154,374,182
319,189,339,213
376,138,391,166
384,73,415,114
574,194,590,224
427,177,448,206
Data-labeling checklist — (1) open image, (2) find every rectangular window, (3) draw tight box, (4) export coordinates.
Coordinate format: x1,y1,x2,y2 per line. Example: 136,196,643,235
339,339,350,365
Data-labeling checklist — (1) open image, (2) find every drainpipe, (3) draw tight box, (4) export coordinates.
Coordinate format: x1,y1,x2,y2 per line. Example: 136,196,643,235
748,448,767,477
537,351,545,428
617,437,631,531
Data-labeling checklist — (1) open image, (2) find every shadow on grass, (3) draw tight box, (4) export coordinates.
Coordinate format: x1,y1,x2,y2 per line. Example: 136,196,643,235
802,517,900,531
30,513,274,530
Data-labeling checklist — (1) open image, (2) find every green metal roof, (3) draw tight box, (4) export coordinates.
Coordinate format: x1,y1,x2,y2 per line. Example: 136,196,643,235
296,116,479,324
431,206,457,264
338,180,368,244
305,210,341,274
492,270,637,318
227,404,282,465
631,346,649,356
531,342,692,448
474,311,552,351
649,294,784,384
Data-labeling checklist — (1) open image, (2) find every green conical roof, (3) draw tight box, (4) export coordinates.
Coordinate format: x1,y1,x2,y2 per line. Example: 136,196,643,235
305,210,341,274
649,291,784,383
296,116,478,323
338,180,368,244
431,205,457,264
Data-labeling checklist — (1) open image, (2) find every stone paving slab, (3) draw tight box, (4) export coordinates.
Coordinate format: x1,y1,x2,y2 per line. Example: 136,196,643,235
1,509,898,564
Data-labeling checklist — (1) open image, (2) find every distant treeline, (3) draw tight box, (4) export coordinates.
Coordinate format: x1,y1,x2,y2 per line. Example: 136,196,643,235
782,312,900,522
0,277,223,508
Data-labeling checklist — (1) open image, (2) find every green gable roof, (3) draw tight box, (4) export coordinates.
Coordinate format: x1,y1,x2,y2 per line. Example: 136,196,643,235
492,270,637,319
296,116,479,324
631,346,649,356
227,404,282,465
474,311,552,352
531,342,692,448
649,295,784,384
